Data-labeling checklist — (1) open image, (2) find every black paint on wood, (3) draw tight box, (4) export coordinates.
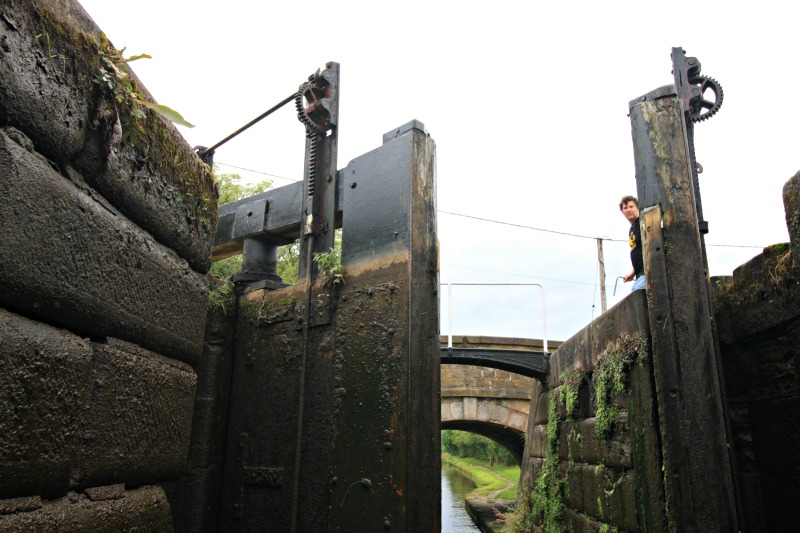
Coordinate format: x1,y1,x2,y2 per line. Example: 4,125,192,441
630,92,737,531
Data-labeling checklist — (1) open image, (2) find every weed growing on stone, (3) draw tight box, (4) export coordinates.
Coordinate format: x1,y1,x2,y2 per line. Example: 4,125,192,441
94,34,194,134
314,248,345,288
559,367,583,420
593,332,647,439
208,281,234,314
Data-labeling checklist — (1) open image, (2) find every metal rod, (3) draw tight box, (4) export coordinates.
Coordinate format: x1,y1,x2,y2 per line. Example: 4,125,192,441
447,283,453,349
199,92,297,156
440,282,549,353
613,276,625,296
291,234,315,533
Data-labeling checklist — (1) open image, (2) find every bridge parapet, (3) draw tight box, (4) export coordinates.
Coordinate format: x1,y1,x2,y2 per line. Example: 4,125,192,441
440,336,561,462
442,335,560,352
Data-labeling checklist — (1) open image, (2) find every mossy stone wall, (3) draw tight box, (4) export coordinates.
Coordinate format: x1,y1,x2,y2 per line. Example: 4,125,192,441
713,171,800,531
518,291,663,532
0,0,218,529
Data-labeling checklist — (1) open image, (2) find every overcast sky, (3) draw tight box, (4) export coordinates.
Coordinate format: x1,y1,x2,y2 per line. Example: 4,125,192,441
77,0,799,342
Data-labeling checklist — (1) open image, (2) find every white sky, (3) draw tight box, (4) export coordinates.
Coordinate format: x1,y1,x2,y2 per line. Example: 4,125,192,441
77,0,799,342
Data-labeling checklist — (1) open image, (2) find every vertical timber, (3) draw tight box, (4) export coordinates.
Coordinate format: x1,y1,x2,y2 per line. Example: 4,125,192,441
629,89,737,531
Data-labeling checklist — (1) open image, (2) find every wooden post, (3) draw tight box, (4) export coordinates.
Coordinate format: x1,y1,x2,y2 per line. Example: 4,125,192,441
596,238,607,313
629,87,737,531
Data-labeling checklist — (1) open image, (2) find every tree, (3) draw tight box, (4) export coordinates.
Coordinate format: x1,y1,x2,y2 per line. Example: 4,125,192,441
209,172,340,285
441,430,516,465
215,172,273,204
210,172,279,279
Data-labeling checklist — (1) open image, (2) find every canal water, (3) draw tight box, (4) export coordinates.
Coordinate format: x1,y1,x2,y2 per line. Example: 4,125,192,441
441,464,481,532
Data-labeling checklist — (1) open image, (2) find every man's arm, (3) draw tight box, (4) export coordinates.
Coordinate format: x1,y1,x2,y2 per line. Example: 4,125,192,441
623,268,635,283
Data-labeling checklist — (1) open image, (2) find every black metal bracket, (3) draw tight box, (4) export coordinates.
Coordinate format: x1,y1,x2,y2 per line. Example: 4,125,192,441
671,48,724,235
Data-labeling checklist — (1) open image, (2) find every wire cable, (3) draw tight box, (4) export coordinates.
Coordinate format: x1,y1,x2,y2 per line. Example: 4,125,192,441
214,161,300,183
209,162,767,250
439,210,765,249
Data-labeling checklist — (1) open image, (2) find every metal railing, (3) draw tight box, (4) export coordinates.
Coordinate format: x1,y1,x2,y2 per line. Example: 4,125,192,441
440,282,548,353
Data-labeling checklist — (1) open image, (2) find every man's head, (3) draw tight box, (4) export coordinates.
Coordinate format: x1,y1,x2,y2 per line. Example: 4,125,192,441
619,195,639,223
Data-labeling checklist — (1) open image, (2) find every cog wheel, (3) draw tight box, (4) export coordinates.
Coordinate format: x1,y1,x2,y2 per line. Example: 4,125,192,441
688,75,723,123
295,82,330,135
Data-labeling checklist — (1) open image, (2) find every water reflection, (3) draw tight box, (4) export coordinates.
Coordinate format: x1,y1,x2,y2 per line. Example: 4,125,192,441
441,464,480,533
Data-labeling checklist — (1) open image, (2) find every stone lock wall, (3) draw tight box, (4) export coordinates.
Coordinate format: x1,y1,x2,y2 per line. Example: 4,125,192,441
518,292,664,532
711,170,800,533
0,0,217,529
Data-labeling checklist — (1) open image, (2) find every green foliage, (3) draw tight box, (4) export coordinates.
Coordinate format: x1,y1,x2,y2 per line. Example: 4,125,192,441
508,335,646,532
593,332,647,439
208,281,235,313
210,254,243,280
559,367,583,419
531,393,566,532
215,172,273,205
209,173,343,285
441,430,516,466
210,173,276,280
505,487,537,532
314,241,344,287
442,453,520,500
507,389,566,532
94,34,194,133
277,241,300,285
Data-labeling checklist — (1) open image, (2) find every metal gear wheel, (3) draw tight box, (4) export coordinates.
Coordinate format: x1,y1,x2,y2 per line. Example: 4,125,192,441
295,82,330,135
688,75,723,123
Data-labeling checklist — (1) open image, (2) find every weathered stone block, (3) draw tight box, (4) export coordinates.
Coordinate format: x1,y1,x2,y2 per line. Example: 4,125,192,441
507,408,528,432
564,463,637,531
0,0,93,165
0,127,208,364
72,338,196,488
441,363,533,399
526,424,549,459
0,485,171,531
548,290,649,389
560,416,632,469
562,508,611,533
0,495,42,515
783,170,800,268
0,308,92,499
463,396,478,419
0,0,217,271
531,388,549,426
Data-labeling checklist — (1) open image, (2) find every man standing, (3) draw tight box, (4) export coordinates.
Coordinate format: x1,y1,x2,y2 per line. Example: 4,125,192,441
620,195,645,291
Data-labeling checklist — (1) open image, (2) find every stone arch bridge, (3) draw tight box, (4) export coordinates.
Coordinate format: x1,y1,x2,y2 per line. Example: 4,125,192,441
440,336,559,462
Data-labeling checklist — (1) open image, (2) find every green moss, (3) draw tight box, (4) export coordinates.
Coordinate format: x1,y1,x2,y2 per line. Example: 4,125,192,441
35,5,217,238
713,244,795,311
259,295,298,324
505,388,567,532
38,8,100,81
593,332,647,439
208,281,234,313
530,393,566,532
238,300,262,322
559,367,583,419
93,34,217,237
766,242,791,256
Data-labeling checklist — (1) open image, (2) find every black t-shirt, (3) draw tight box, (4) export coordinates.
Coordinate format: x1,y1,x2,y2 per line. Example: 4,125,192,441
629,218,643,277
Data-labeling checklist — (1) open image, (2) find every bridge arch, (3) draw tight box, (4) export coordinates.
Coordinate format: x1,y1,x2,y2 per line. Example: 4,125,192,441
441,397,529,463
440,336,561,464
